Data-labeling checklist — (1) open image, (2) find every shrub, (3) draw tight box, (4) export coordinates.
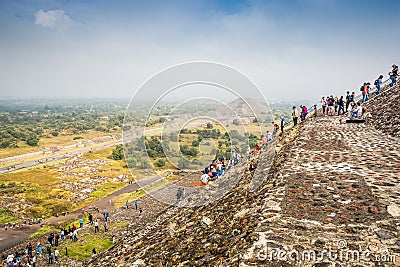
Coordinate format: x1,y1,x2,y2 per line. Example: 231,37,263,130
156,158,166,167
26,134,39,146
112,145,124,160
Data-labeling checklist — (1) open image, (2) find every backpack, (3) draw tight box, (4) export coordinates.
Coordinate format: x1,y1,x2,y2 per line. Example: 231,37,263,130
374,79,378,86
360,86,363,91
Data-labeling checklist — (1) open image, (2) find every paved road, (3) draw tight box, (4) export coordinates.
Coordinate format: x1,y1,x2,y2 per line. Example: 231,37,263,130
0,141,122,175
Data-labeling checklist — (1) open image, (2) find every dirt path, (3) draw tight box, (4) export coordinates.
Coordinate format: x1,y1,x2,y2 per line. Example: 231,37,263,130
0,175,160,252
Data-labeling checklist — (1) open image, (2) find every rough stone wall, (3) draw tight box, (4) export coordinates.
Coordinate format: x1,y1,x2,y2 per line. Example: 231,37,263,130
365,83,400,137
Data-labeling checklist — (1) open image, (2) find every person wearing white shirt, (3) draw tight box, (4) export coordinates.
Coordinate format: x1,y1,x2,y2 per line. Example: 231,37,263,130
201,172,209,185
54,249,60,263
267,131,272,141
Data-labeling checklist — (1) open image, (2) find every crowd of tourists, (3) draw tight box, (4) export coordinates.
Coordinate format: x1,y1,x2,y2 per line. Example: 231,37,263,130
199,158,233,186
197,122,280,187
320,64,398,120
2,207,118,266
1,241,58,267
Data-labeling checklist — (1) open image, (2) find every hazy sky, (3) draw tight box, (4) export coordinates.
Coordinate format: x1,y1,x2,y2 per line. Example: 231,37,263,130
0,0,399,101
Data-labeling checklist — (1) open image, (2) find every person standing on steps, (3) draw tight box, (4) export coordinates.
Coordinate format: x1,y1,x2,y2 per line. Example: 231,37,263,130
88,213,93,225
389,64,398,87
292,106,299,126
375,75,384,94
31,254,36,267
337,96,345,116
345,91,351,112
361,82,369,103
181,188,186,199
54,248,59,264
272,122,279,136
104,221,108,232
27,243,33,258
103,210,109,222
37,243,42,256
47,245,53,264
301,105,308,121
135,200,139,210
267,131,272,141
280,115,285,134
321,97,327,115
73,229,78,242
55,232,60,246
327,95,335,116
176,188,182,202
334,96,339,113
94,220,99,233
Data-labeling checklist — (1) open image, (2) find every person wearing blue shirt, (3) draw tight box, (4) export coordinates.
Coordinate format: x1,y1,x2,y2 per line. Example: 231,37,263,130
376,75,383,95
280,115,285,134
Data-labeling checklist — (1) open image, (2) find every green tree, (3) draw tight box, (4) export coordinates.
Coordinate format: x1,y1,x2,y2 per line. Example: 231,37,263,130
188,147,198,156
178,158,190,169
192,140,199,147
51,131,59,137
112,145,124,160
139,159,151,169
26,134,39,146
0,140,10,148
156,158,166,167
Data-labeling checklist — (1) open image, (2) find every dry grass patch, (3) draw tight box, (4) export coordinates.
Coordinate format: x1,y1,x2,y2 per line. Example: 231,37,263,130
89,181,126,200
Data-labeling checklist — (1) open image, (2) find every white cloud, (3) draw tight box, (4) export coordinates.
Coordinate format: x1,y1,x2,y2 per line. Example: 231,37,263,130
34,9,73,28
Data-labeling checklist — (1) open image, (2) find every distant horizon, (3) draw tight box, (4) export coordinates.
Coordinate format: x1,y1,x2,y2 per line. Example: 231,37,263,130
0,96,314,105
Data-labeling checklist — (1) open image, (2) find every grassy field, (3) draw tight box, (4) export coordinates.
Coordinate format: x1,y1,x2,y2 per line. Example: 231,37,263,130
0,149,129,219
0,168,77,218
112,189,147,209
0,208,20,224
59,233,113,260
89,181,126,199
